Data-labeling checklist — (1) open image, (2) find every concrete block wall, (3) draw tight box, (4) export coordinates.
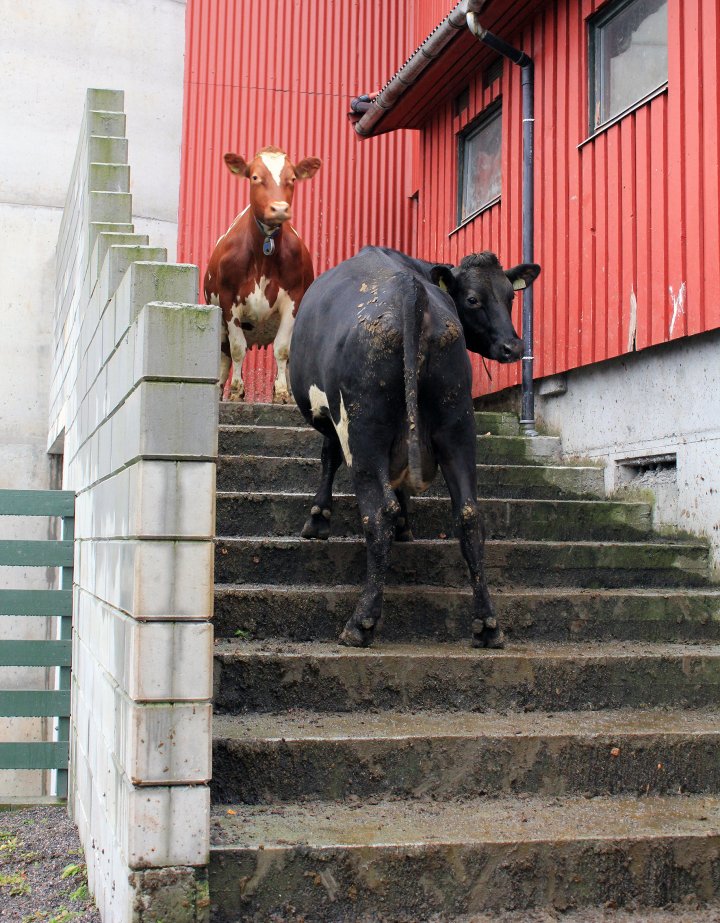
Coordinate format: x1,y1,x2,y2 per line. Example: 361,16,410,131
534,329,720,573
50,89,218,923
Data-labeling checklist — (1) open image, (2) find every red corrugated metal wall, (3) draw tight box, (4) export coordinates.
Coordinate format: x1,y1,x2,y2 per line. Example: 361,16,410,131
413,0,720,395
179,0,418,401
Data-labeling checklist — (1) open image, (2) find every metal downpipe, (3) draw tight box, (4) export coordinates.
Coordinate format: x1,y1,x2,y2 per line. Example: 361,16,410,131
466,10,537,435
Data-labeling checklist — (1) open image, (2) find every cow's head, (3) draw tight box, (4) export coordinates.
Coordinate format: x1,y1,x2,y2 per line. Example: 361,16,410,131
431,252,540,362
224,146,321,229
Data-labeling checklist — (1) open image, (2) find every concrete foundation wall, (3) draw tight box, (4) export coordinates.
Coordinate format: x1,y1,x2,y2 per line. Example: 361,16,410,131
535,330,720,571
51,89,216,923
0,0,186,799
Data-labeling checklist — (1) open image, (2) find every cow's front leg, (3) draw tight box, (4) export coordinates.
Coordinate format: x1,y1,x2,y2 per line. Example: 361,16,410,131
436,431,504,649
301,432,343,540
227,318,247,402
272,291,295,403
340,474,398,648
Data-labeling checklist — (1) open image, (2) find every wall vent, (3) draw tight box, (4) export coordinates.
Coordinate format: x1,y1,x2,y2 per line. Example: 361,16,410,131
616,453,677,487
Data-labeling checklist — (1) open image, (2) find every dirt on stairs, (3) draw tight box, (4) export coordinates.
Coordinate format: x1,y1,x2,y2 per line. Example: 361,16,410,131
209,401,720,922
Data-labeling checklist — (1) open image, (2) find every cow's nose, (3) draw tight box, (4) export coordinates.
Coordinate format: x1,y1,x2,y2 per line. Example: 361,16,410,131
269,201,290,220
498,338,524,362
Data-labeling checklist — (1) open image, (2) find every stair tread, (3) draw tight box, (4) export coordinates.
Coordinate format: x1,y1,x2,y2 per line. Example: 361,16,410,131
219,424,559,442
215,535,708,549
215,489,648,513
210,792,720,849
212,706,720,741
214,638,720,661
218,453,601,472
214,582,720,597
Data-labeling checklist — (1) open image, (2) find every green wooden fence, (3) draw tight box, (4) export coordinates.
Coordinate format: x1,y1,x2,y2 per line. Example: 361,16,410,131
0,489,75,798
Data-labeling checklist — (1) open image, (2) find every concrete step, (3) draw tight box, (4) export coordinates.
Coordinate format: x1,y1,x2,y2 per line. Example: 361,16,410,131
211,707,720,803
216,491,653,541
219,402,521,436
208,793,720,920
424,908,720,923
216,454,606,498
218,424,562,463
213,584,720,643
212,640,720,714
214,536,712,589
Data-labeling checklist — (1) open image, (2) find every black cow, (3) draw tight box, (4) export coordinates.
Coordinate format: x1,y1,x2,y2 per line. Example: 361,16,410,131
289,246,540,648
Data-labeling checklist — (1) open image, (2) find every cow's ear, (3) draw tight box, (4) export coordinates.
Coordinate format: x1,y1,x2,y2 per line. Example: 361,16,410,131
224,153,251,177
506,263,541,291
430,265,455,294
295,157,322,180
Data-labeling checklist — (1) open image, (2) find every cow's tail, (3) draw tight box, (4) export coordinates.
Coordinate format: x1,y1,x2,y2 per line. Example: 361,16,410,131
400,273,426,490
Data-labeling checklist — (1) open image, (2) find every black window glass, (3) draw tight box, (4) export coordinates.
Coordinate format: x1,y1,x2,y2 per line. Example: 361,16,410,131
591,0,668,130
458,105,502,223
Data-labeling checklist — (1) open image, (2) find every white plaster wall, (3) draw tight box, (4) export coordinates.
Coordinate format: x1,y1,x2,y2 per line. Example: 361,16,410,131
0,0,185,486
536,330,720,571
0,0,186,798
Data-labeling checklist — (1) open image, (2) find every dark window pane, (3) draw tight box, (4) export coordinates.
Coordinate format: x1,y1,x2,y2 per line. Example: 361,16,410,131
594,0,667,128
460,108,502,222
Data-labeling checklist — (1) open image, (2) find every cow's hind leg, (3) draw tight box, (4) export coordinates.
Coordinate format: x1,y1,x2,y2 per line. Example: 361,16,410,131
219,320,232,401
339,472,398,648
227,319,247,402
301,432,343,540
434,427,504,649
394,488,414,542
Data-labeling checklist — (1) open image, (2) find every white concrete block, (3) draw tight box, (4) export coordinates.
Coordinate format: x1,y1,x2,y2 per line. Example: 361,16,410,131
135,302,221,382
117,701,212,786
129,461,216,539
113,262,199,346
138,381,219,459
134,541,214,620
98,245,168,310
85,540,213,620
74,589,212,701
125,784,210,868
91,232,149,291
88,190,131,226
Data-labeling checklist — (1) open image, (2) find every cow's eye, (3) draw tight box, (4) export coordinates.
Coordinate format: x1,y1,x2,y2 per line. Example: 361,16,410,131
252,174,260,182
466,295,479,306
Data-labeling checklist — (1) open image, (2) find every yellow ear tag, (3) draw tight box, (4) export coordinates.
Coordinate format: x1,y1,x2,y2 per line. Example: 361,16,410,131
512,278,527,291
438,278,448,292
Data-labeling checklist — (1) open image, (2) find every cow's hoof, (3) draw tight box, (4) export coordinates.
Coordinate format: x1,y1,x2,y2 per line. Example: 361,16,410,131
228,386,245,403
472,619,505,649
301,515,331,540
339,625,375,647
273,391,290,405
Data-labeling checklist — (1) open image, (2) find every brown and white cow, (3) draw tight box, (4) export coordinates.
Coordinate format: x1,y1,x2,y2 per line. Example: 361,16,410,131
204,146,321,402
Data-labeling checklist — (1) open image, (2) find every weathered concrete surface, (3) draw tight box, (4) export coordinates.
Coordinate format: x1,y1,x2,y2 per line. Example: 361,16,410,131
209,795,720,920
210,401,720,918
218,425,561,464
211,707,720,802
212,640,720,714
532,329,720,571
129,866,209,923
213,584,720,643
217,454,606,498
216,492,653,541
214,536,712,589
219,402,521,436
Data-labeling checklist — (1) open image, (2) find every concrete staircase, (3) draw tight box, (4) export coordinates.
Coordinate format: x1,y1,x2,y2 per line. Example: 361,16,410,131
208,403,720,922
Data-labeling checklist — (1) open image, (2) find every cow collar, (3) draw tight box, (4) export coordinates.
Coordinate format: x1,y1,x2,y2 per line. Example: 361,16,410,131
255,216,281,256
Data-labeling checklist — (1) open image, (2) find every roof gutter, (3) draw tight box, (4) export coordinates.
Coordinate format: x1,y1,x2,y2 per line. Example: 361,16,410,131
466,6,538,436
354,1,478,138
